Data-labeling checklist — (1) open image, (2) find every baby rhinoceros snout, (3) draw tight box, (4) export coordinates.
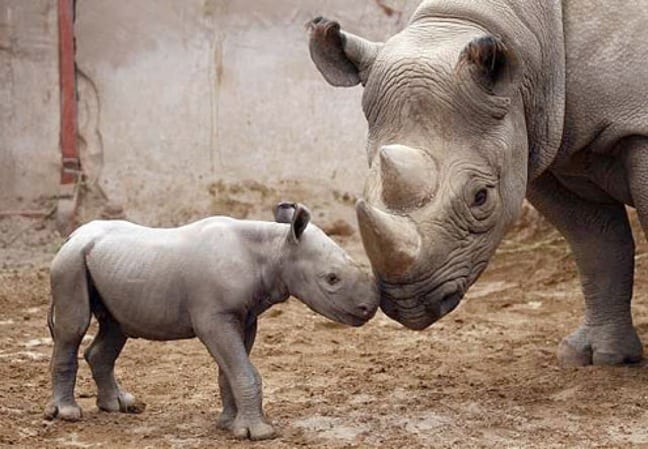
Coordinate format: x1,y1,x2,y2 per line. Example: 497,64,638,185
349,282,379,325
346,301,378,327
356,303,374,318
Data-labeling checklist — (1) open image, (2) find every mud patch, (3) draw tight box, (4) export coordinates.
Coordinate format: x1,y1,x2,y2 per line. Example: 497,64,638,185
294,415,370,441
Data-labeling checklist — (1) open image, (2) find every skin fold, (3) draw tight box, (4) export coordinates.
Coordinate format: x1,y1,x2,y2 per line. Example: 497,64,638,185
308,0,648,366
44,202,378,440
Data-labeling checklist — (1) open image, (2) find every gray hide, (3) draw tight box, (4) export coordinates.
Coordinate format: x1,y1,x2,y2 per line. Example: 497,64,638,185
44,203,377,440
308,0,648,366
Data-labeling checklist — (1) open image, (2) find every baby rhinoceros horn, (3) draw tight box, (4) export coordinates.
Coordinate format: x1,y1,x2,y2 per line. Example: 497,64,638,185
379,145,437,212
356,199,421,280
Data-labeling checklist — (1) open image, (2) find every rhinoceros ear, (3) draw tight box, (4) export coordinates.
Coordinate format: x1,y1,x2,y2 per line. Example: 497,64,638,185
274,201,297,223
457,35,519,96
307,16,381,87
290,204,311,242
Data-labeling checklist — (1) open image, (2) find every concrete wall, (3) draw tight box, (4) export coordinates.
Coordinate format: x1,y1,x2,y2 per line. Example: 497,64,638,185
0,1,60,209
1,0,421,223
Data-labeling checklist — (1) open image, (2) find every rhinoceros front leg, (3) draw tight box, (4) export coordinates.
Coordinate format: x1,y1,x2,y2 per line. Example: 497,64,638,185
195,314,274,440
83,312,145,414
528,171,642,366
217,318,257,430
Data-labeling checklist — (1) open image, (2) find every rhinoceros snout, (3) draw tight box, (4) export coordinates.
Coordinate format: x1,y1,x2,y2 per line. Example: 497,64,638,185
356,301,377,319
379,297,438,330
378,279,464,330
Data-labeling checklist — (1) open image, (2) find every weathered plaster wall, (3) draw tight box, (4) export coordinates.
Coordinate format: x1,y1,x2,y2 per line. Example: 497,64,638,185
0,0,60,209
74,0,420,223
1,0,420,222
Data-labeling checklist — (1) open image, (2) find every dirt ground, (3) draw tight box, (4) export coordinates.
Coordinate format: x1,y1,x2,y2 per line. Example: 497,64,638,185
3,188,648,449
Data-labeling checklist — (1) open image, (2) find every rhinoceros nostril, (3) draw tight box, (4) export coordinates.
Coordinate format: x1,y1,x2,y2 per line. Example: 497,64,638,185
357,303,373,318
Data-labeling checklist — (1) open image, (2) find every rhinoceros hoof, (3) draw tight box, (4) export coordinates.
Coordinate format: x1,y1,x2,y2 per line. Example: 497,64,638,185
231,417,276,440
98,391,146,414
557,324,643,366
44,401,82,421
217,410,236,430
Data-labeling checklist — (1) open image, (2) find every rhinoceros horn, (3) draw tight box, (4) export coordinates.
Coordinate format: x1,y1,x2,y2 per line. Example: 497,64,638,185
356,199,421,279
379,145,437,211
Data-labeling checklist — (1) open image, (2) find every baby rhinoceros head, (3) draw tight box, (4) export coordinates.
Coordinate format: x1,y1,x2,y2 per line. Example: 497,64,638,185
275,202,378,326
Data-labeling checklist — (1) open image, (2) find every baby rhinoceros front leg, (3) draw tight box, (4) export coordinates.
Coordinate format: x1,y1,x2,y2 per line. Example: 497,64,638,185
216,318,261,432
196,315,276,440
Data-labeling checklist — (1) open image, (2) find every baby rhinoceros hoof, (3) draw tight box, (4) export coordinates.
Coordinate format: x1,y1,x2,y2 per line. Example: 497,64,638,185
98,391,146,414
557,324,643,366
231,417,276,440
44,401,82,421
216,411,236,430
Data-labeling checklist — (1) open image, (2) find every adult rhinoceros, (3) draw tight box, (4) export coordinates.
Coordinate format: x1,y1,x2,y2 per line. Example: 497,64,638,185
308,0,648,366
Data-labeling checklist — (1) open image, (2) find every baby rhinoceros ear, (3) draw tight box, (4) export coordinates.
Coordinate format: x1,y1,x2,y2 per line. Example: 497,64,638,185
290,204,311,243
274,201,297,223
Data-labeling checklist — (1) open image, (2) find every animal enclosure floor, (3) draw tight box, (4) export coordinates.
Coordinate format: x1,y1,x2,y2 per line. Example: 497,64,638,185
3,213,648,449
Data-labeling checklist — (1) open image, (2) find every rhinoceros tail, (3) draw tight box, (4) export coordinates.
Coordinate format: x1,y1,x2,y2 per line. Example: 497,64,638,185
46,298,55,339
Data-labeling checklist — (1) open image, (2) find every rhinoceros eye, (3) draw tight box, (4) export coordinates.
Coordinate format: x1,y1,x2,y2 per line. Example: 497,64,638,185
473,188,488,207
326,273,341,285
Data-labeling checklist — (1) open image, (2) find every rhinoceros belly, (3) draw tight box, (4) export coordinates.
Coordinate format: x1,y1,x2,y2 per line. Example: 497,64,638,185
86,234,196,340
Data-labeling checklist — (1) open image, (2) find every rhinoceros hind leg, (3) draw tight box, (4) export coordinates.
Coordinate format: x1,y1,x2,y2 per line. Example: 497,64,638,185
45,248,92,420
528,172,642,366
43,401,83,421
84,306,145,414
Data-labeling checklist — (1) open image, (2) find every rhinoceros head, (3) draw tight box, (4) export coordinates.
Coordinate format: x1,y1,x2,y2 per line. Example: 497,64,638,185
274,202,379,326
308,16,528,330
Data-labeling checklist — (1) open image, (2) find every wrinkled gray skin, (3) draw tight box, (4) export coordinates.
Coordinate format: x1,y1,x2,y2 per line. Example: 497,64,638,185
44,202,377,440
309,0,648,366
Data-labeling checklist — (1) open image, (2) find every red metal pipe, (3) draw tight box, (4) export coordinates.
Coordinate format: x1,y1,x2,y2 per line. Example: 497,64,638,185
2,2,79,225
57,0,79,184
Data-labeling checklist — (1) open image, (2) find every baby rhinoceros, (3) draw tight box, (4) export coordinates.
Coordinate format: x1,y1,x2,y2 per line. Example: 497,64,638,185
44,202,378,440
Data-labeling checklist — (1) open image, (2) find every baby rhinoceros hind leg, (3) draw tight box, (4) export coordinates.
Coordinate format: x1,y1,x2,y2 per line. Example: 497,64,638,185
83,301,145,414
45,242,93,421
43,402,83,422
231,417,276,441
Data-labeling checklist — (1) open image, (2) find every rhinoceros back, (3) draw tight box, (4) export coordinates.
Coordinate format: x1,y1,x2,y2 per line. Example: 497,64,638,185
78,220,199,339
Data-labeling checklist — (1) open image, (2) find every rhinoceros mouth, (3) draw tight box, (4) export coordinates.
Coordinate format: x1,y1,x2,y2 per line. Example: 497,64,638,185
378,277,466,330
439,291,462,315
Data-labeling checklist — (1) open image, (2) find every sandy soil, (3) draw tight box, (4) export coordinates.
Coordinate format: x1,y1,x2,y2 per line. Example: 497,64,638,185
3,189,648,449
